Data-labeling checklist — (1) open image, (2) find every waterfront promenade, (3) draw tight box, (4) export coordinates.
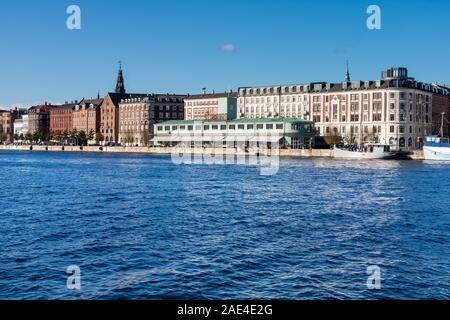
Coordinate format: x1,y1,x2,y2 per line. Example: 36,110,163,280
0,145,424,160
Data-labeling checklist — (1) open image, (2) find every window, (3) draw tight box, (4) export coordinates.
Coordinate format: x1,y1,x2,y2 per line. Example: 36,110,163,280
266,124,274,129
276,124,283,130
188,125,193,131
229,125,236,130
373,114,382,122
212,125,218,130
238,124,245,130
204,125,210,130
257,124,264,130
247,124,254,130
220,125,226,130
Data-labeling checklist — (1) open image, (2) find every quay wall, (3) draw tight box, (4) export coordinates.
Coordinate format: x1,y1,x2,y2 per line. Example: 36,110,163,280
0,145,425,160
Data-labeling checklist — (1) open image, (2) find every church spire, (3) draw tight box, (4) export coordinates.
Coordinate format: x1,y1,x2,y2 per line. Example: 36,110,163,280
344,60,351,82
115,61,126,94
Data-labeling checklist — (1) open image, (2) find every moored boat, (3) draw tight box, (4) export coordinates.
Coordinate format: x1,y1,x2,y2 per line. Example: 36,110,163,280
333,144,397,160
423,113,450,161
423,136,450,161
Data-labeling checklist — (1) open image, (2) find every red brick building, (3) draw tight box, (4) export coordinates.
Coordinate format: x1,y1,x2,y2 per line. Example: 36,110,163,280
73,98,104,142
432,83,450,135
50,102,77,134
100,93,130,145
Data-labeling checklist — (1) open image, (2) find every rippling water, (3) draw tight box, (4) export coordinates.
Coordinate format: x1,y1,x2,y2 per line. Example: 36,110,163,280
0,150,449,300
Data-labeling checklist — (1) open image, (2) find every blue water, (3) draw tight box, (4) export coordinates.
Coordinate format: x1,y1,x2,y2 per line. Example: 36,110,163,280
0,150,449,300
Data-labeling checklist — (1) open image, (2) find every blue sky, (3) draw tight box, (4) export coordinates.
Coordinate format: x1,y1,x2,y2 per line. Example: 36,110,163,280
1,0,449,107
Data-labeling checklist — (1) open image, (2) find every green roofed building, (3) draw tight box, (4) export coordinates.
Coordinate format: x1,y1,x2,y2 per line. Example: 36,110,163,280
153,118,315,149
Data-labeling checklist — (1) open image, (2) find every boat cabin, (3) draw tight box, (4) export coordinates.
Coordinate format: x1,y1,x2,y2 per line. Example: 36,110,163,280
423,136,450,148
368,144,392,153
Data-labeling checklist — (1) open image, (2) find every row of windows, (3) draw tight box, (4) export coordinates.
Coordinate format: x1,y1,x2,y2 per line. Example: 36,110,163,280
157,123,287,132
240,96,309,104
242,92,432,104
186,101,219,107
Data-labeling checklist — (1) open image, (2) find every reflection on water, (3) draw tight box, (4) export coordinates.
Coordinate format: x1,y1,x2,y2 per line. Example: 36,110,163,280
309,158,403,170
0,151,449,300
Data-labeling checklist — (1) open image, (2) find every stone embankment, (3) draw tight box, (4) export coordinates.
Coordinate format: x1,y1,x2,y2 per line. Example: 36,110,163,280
0,145,425,160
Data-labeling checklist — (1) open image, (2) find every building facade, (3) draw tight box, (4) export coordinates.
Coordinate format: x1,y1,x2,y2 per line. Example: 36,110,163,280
184,92,237,121
431,83,450,136
119,94,186,146
100,93,129,145
100,63,132,145
153,118,315,149
50,102,76,134
13,114,29,138
73,98,104,142
0,108,27,142
28,104,56,134
237,67,448,150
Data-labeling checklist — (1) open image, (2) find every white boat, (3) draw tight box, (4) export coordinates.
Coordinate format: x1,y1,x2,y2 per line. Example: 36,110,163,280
333,144,397,160
423,136,450,161
423,113,450,161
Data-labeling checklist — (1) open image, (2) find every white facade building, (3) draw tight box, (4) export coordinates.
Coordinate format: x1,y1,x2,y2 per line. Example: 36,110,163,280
237,68,447,151
13,114,29,137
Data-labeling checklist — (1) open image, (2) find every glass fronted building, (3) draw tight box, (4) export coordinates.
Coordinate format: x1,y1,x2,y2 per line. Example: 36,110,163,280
153,118,315,149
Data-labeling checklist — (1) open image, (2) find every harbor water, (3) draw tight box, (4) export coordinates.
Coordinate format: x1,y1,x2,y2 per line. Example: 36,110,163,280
0,151,449,299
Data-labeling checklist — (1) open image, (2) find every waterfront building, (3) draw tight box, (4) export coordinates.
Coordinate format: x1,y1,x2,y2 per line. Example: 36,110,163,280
28,103,57,135
0,108,27,142
101,93,128,145
119,93,186,146
100,64,145,145
237,67,449,151
430,83,450,136
153,118,315,149
50,102,77,134
184,92,237,121
73,97,104,143
1,111,14,143
13,114,29,138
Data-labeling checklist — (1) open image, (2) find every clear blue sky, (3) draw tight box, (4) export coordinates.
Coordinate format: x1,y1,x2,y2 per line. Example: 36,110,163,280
1,0,449,107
